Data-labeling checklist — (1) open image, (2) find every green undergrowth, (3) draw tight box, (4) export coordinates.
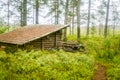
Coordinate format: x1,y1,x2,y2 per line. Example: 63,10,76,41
66,33,120,80
0,26,120,79
82,34,120,80
0,26,9,34
104,35,120,80
0,49,94,80
67,34,77,42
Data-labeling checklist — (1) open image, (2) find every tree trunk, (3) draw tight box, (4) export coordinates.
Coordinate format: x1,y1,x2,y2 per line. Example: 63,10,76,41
72,7,75,35
99,23,102,36
69,17,72,35
113,20,116,36
64,0,69,24
56,0,59,24
7,0,10,27
55,0,59,24
86,0,91,37
33,3,35,24
32,1,35,24
77,0,81,42
104,0,110,38
20,1,23,26
69,6,73,35
21,0,27,26
35,0,39,24
23,0,27,26
63,0,69,41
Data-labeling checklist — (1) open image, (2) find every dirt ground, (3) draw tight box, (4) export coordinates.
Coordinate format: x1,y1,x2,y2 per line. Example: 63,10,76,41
93,63,106,80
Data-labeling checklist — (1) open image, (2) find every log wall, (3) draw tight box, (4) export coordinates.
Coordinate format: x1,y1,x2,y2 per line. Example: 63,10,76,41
24,30,62,50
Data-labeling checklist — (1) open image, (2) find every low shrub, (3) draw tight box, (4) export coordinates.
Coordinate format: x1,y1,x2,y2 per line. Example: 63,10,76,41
0,49,94,80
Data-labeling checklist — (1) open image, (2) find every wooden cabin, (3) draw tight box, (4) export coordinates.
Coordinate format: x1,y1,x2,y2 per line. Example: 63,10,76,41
0,25,68,50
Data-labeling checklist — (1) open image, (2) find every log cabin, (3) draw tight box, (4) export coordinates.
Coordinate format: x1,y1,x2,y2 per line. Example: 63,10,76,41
0,25,69,51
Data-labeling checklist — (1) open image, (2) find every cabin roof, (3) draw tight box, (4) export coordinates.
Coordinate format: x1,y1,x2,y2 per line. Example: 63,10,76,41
0,24,68,45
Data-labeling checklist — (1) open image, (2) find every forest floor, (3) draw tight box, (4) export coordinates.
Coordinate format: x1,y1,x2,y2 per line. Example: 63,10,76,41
93,63,106,80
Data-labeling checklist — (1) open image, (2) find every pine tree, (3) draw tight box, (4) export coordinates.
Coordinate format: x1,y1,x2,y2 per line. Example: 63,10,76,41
77,0,81,42
104,0,110,37
21,0,27,26
86,0,91,37
35,0,39,24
